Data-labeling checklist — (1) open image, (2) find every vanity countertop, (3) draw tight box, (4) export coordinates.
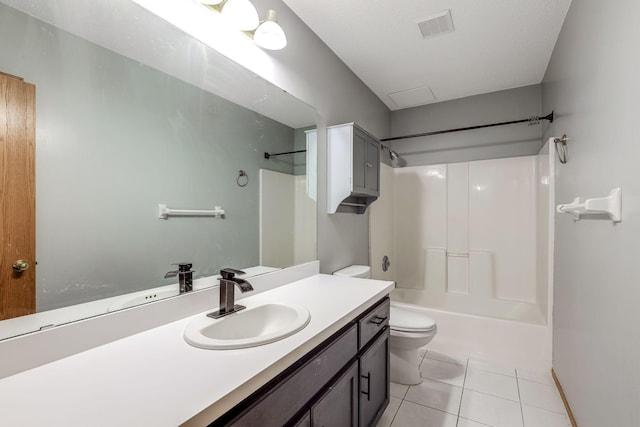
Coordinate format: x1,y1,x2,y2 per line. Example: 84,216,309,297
0,274,394,426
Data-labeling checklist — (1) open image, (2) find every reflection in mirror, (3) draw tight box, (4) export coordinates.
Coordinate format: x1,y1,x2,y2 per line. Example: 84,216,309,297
0,0,317,340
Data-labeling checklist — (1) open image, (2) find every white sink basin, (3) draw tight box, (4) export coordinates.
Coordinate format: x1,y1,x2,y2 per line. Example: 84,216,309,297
184,303,311,350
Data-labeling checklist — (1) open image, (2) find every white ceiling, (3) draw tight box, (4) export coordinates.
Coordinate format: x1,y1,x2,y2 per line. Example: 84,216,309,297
283,0,571,110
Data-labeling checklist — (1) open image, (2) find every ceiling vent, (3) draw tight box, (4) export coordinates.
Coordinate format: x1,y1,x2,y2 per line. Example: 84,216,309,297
388,86,435,109
417,9,454,39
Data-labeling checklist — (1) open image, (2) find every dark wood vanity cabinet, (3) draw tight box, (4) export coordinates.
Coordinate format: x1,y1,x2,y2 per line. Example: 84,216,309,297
210,297,390,427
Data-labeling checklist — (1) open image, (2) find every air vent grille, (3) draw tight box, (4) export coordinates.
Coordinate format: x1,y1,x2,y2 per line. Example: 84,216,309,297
417,9,454,39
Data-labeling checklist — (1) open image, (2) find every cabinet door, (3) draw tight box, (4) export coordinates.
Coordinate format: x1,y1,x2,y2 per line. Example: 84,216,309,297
365,137,380,195
359,328,390,427
293,411,311,427
311,362,359,427
352,128,368,193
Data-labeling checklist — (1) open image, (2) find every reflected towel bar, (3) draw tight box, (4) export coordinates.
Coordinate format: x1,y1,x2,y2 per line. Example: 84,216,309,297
158,204,225,219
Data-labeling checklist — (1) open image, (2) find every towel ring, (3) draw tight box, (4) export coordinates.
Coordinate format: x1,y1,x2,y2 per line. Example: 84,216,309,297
554,135,568,164
237,170,249,187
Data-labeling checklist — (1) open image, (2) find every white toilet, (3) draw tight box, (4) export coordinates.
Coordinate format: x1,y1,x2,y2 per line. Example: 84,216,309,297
333,265,437,385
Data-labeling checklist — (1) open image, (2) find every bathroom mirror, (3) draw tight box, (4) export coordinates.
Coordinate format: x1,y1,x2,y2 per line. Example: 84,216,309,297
0,0,317,339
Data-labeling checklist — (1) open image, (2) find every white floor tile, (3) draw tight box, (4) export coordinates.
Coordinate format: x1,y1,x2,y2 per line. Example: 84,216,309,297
459,389,524,427
424,350,469,366
391,400,458,427
465,368,520,401
404,378,463,415
457,417,494,427
516,368,555,386
376,396,402,427
468,358,516,377
518,379,566,414
390,382,409,399
420,357,467,387
522,404,572,427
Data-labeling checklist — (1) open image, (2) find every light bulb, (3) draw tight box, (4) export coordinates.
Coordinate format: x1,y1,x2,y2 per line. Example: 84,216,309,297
254,10,287,50
221,0,259,31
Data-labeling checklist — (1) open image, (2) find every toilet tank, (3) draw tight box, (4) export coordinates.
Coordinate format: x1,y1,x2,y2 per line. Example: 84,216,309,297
333,265,371,279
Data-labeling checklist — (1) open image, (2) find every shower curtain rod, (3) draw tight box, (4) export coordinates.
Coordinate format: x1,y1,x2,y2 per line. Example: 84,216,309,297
264,149,306,159
380,111,554,142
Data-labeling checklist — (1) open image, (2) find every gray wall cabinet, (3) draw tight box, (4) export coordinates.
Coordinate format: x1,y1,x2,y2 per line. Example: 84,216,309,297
211,297,390,427
327,123,382,214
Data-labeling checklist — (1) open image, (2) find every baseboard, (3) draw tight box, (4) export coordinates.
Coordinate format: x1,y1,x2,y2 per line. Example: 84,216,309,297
552,368,578,427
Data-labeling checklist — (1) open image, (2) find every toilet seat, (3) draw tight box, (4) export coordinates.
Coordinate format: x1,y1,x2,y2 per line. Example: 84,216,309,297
390,306,437,332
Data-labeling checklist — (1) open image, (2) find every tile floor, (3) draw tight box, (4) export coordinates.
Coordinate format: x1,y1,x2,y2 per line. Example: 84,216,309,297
377,349,571,427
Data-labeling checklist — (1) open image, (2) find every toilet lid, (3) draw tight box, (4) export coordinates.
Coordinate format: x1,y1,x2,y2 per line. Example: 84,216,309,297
390,306,436,332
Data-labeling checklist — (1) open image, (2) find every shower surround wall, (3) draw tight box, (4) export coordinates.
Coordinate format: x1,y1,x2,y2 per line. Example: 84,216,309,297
391,156,546,323
371,155,552,367
259,170,317,268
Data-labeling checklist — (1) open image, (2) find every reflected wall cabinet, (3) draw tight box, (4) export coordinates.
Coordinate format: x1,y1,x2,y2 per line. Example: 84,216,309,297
327,123,381,214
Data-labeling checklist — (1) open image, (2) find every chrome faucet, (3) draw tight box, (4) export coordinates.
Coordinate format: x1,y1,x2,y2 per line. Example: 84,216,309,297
164,263,194,294
208,268,254,319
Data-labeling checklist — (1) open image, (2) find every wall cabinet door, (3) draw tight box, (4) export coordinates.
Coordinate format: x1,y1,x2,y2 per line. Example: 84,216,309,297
352,127,368,194
311,362,359,427
359,328,390,427
352,127,380,197
365,138,380,195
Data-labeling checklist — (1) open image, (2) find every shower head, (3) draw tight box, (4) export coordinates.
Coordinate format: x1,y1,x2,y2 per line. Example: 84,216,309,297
381,144,400,161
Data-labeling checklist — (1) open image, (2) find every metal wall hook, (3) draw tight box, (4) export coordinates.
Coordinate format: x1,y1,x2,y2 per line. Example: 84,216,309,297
237,170,249,187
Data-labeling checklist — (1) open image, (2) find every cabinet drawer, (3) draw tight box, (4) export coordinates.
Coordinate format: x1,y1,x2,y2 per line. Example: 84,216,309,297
358,298,389,349
227,324,358,427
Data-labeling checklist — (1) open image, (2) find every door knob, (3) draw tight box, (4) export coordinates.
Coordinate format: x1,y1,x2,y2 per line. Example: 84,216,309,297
12,259,29,273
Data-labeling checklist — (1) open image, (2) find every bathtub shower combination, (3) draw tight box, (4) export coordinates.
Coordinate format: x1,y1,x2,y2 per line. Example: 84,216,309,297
370,148,553,369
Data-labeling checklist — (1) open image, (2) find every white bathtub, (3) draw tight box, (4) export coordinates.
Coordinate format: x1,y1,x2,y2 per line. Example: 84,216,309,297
391,301,552,371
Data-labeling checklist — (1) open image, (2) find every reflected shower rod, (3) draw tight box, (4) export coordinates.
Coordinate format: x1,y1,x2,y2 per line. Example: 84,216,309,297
264,149,306,159
380,111,555,142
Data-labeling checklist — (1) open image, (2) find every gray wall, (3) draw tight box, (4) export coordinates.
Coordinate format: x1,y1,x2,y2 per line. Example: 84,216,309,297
0,4,297,310
252,0,391,274
542,1,640,426
390,85,543,166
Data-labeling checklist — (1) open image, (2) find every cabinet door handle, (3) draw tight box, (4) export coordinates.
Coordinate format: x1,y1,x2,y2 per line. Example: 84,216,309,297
365,162,373,168
361,372,371,401
370,315,387,326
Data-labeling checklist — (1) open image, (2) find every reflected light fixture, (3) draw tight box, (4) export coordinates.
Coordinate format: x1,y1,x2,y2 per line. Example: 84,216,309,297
253,10,287,50
201,1,287,50
202,0,259,32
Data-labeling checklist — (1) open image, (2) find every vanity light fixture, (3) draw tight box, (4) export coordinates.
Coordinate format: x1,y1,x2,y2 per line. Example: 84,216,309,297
201,1,287,50
252,10,287,50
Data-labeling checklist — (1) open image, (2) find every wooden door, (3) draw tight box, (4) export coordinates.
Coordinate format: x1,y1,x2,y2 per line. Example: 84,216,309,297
0,73,36,320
